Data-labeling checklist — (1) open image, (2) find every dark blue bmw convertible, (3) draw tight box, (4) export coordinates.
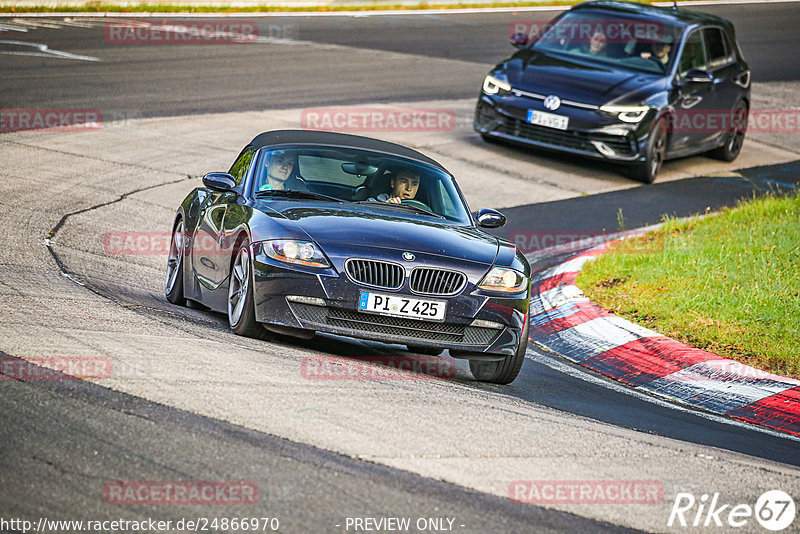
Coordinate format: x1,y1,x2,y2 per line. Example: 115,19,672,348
165,130,531,384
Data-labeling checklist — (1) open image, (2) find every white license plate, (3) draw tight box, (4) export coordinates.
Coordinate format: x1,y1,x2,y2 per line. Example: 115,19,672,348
358,291,446,322
527,109,569,130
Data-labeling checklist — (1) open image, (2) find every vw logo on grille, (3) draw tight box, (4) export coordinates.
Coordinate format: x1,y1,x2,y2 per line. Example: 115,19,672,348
543,95,561,111
402,252,415,261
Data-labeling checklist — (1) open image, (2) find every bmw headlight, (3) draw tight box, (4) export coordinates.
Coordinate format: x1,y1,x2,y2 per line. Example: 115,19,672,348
478,267,527,293
260,240,330,268
599,104,650,124
483,74,512,96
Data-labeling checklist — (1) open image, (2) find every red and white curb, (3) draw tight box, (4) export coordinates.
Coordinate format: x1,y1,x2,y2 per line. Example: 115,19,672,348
527,241,800,437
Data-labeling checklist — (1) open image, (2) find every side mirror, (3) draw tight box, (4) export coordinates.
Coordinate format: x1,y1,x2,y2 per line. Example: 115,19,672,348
202,172,236,192
475,208,507,228
509,32,529,49
684,69,714,84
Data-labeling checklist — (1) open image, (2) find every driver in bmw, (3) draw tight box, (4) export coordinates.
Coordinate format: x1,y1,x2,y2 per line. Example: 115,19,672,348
372,169,420,204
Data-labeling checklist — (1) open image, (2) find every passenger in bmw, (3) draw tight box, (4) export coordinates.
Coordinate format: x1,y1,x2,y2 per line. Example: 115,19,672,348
586,30,608,56
370,169,421,204
258,150,307,191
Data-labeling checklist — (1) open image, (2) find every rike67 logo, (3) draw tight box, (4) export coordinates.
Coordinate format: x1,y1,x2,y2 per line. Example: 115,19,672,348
668,490,795,531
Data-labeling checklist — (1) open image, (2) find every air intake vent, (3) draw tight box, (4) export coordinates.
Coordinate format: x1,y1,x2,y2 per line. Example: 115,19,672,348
410,268,466,296
346,259,404,290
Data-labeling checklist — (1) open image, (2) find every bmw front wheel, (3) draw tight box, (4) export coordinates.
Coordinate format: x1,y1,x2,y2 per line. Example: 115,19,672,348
228,240,262,338
469,319,528,385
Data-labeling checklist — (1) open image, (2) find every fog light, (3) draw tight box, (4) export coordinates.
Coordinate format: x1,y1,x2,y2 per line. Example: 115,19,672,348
286,296,326,307
591,141,617,157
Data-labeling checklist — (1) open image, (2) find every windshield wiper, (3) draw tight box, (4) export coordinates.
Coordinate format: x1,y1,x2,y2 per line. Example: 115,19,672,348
356,201,444,218
255,189,343,203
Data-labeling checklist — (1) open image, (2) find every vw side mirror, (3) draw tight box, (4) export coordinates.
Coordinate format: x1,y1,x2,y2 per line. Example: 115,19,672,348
684,69,714,84
509,32,529,49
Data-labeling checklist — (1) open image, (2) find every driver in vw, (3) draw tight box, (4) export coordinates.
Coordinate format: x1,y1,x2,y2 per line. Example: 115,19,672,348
371,169,420,204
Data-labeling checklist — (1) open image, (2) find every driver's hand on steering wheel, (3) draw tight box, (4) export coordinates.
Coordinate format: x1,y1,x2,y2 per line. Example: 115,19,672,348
386,197,403,204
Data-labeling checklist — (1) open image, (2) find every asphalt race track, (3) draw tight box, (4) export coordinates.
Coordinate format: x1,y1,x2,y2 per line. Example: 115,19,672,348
2,3,800,533
0,4,799,116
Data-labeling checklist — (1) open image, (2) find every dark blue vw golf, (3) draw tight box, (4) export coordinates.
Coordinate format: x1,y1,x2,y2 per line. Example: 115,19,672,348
474,1,751,182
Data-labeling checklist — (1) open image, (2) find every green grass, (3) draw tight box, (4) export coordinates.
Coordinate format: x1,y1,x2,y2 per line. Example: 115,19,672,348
0,0,657,14
577,193,800,379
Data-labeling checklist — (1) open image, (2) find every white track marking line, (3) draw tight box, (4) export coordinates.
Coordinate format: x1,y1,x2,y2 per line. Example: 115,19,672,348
0,40,100,61
0,23,27,32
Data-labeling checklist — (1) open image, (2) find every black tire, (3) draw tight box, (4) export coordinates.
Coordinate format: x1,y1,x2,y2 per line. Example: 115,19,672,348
165,218,186,306
469,318,529,384
708,101,748,162
629,118,667,184
407,345,444,356
227,239,263,338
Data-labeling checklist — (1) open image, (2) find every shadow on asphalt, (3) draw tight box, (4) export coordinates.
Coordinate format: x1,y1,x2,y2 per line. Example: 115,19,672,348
488,160,800,245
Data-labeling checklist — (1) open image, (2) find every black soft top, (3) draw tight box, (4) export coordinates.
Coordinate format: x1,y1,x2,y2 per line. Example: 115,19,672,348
249,130,445,170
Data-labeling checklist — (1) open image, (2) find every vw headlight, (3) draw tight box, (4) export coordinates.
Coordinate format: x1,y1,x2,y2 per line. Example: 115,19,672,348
260,240,330,268
599,104,650,123
483,74,512,95
478,267,527,293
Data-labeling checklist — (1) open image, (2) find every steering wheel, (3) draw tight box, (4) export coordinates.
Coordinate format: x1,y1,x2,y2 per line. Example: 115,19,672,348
400,198,433,213
644,56,667,73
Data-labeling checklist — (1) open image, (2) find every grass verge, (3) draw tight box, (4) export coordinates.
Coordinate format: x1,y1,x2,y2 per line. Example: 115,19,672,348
577,192,800,379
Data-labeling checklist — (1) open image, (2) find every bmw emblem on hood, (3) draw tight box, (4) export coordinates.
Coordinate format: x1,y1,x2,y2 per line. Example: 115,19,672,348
402,252,415,261
543,95,561,111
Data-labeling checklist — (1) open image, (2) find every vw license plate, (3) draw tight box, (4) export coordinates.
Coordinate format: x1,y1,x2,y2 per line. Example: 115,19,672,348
358,292,446,322
527,110,569,130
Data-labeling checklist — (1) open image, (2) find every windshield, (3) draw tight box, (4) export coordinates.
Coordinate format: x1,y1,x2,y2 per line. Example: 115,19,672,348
251,145,472,224
532,11,683,74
